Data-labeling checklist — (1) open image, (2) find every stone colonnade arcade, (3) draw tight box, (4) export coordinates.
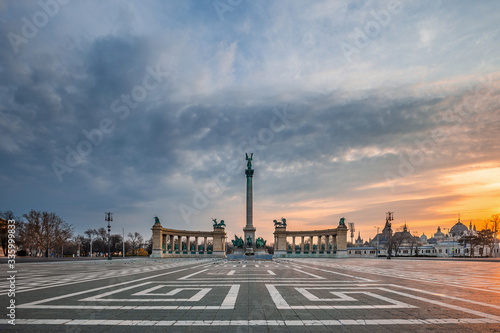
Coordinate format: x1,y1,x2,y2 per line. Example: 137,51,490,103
273,218,348,258
151,221,226,258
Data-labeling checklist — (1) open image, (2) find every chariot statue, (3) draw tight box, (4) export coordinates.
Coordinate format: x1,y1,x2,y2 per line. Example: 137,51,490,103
212,218,226,229
273,217,287,227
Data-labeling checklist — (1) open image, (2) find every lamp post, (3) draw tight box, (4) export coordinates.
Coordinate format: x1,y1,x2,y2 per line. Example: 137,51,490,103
374,226,379,258
122,227,125,258
105,212,113,260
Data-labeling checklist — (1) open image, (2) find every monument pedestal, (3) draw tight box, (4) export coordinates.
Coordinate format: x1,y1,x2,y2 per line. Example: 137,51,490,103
245,247,255,255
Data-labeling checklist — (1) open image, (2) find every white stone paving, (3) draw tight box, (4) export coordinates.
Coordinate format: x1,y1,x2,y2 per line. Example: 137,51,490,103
2,258,500,330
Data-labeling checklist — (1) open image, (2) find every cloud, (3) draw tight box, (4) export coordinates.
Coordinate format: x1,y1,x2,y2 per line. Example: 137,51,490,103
1,0,500,243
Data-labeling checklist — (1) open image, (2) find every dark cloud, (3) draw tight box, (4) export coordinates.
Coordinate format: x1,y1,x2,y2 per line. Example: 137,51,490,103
1,1,499,242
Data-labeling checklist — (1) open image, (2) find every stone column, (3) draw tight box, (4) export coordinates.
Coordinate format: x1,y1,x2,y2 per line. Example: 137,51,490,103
243,154,256,250
292,237,296,253
301,236,304,253
204,237,208,253
195,236,199,253
178,236,182,253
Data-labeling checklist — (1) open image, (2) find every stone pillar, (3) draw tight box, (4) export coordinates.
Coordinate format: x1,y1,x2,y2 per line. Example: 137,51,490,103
292,237,296,253
212,228,226,258
325,235,330,252
273,227,287,257
318,235,322,252
178,236,182,253
150,222,163,258
195,236,199,253
204,237,208,253
243,154,256,250
301,236,304,253
336,225,348,257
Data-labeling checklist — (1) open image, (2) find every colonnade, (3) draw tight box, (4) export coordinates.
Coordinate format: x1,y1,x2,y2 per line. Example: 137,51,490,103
151,221,226,258
275,234,339,253
273,219,348,258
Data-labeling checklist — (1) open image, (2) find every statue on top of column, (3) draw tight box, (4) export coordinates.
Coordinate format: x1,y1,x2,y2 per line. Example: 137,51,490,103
246,153,253,170
273,217,287,228
154,216,161,224
212,218,226,229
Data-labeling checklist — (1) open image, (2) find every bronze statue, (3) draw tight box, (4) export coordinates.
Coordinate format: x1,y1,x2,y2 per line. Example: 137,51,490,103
246,153,253,170
339,217,346,226
273,217,287,228
232,235,244,248
212,218,226,229
256,237,267,248
246,236,252,247
154,216,161,224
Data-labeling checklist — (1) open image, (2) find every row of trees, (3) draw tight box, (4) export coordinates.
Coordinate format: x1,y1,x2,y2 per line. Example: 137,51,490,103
0,210,150,257
74,229,150,257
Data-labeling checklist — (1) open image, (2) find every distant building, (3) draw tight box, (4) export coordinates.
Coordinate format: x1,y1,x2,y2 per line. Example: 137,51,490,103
355,232,363,246
350,214,498,258
420,233,428,243
449,216,468,237
433,226,445,240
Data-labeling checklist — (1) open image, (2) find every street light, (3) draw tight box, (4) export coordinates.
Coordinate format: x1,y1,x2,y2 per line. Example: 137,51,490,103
374,226,379,258
105,212,113,260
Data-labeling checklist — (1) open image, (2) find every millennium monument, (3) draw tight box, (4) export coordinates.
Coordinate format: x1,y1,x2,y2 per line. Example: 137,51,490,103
151,153,347,260
228,153,270,259
243,153,256,254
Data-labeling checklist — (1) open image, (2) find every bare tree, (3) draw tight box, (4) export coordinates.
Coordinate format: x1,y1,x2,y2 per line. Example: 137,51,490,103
110,234,123,254
128,232,143,254
20,210,73,257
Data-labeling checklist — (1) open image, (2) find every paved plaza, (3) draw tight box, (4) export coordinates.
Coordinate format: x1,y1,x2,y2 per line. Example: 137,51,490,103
1,258,500,332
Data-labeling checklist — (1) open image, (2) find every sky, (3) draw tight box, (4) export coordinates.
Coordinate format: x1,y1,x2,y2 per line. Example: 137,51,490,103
1,0,500,245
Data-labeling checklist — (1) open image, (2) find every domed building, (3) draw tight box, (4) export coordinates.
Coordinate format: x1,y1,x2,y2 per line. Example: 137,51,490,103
449,216,469,238
433,226,445,240
420,233,428,243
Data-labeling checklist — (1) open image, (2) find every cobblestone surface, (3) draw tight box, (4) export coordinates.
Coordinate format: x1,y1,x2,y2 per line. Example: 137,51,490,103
1,257,500,332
